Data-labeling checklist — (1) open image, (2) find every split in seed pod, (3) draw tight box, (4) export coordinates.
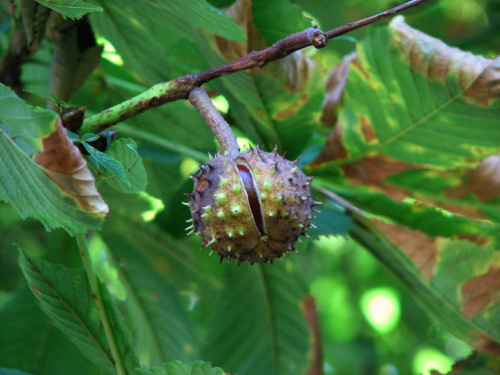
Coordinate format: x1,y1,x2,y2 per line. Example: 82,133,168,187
185,147,320,264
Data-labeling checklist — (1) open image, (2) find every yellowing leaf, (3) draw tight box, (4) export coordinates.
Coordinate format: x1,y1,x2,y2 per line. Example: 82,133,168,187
318,16,500,169
351,218,500,355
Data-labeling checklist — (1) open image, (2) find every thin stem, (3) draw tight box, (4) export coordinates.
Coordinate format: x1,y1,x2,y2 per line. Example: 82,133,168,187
76,233,128,375
117,123,209,162
188,87,240,157
314,186,364,216
81,0,431,134
325,0,430,40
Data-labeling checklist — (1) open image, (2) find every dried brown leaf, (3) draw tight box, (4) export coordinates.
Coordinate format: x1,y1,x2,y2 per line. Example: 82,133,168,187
446,155,500,202
372,220,438,280
311,123,348,165
461,267,500,319
470,333,500,355
215,0,252,61
391,17,500,106
320,52,355,126
34,116,109,217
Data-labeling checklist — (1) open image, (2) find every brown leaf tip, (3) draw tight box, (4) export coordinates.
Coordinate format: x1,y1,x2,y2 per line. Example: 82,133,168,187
35,116,109,217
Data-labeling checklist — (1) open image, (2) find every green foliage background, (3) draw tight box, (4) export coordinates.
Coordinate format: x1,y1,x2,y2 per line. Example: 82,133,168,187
1,1,500,375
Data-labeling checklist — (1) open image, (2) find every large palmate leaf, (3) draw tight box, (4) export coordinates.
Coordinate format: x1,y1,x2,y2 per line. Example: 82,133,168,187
101,214,196,366
310,17,500,241
252,0,310,45
315,179,500,244
132,361,225,375
18,251,139,375
350,216,500,353
91,0,244,84
0,84,104,233
0,83,55,155
202,260,310,375
199,0,323,156
49,18,103,106
333,16,500,168
101,211,212,291
0,370,34,375
35,0,102,19
0,286,100,375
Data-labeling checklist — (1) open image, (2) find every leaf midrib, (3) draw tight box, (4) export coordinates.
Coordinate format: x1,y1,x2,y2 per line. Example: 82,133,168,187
22,253,115,369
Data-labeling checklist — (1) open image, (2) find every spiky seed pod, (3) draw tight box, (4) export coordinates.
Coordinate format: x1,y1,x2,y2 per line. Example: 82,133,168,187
186,147,320,264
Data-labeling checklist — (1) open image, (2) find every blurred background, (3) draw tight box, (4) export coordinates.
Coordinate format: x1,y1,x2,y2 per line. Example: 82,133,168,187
1,1,499,375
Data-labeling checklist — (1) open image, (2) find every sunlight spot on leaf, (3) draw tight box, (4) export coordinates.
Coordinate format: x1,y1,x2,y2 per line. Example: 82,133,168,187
139,192,165,222
234,133,255,151
212,95,229,114
412,347,453,375
360,287,400,334
316,235,346,252
89,235,127,300
97,36,124,66
180,158,199,179
311,276,360,341
439,0,488,26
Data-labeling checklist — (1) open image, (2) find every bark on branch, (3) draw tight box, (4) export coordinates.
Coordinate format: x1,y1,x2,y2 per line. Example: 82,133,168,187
80,0,430,134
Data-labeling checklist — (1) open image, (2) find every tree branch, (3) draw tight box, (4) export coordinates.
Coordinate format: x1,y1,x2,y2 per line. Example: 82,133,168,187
80,0,430,134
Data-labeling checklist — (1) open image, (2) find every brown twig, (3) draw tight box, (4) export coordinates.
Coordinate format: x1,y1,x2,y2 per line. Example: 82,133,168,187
188,88,240,157
81,0,430,134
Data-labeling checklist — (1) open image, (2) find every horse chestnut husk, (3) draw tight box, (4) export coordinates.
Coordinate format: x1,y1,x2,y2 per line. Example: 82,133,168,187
185,147,320,264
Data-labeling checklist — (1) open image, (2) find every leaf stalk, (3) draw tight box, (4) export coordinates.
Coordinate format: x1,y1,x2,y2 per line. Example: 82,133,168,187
76,233,128,375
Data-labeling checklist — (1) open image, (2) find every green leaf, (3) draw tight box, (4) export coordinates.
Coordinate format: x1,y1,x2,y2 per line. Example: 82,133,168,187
0,128,103,234
0,369,35,375
306,198,353,238
0,83,104,233
251,53,325,158
82,133,100,142
83,141,129,183
67,129,81,142
101,212,214,300
385,166,500,225
0,286,101,375
18,250,138,375
202,260,310,375
98,277,141,373
102,215,195,366
432,240,500,343
19,1,51,53
102,138,147,194
34,0,102,19
337,17,500,168
49,19,103,104
0,83,56,155
132,361,225,375
319,179,500,242
252,0,310,44
119,106,214,159
349,216,500,349
91,0,243,83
